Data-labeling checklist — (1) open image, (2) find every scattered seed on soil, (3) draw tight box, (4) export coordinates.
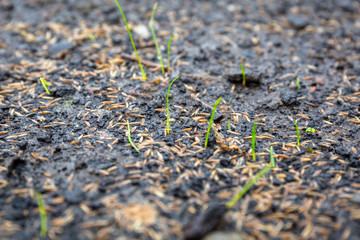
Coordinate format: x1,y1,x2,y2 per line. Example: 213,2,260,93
0,1,360,240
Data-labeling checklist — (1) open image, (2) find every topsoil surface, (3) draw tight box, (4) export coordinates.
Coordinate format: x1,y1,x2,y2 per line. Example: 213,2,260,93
1,0,360,239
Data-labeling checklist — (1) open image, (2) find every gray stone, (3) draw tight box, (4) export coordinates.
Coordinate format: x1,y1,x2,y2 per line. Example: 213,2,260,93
49,40,74,56
65,190,85,204
288,15,309,30
351,194,360,204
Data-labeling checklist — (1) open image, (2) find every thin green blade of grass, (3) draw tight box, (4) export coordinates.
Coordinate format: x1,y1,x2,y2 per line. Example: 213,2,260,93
150,2,164,74
252,120,257,161
114,0,146,80
166,74,180,134
35,191,47,238
294,119,300,147
126,120,139,152
228,119,231,131
270,146,275,167
167,33,174,73
204,97,222,148
241,64,246,87
226,165,272,209
296,77,300,90
39,77,50,95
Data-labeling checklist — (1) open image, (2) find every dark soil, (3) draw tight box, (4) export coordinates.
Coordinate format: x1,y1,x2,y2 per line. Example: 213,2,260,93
1,0,360,239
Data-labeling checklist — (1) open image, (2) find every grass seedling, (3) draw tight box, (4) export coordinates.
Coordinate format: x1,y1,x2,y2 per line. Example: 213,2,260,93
296,77,300,90
270,146,275,167
114,0,146,80
228,119,231,131
294,119,300,147
204,97,222,148
35,191,47,238
88,33,96,42
226,165,272,209
126,120,139,152
166,74,180,134
39,78,50,95
241,64,246,87
150,2,164,74
306,127,315,133
306,147,314,153
167,33,174,72
251,120,257,161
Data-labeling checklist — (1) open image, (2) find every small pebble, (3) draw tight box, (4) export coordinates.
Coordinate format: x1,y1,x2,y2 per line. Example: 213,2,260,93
49,40,74,56
288,15,309,30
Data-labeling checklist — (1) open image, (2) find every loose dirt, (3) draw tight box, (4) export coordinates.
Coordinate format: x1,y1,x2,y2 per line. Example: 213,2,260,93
0,0,360,239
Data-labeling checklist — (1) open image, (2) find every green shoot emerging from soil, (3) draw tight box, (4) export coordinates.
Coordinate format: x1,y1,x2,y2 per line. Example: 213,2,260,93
270,146,275,167
241,64,246,87
226,165,272,209
166,75,180,134
39,78,50,95
252,120,257,161
228,119,231,131
88,33,96,42
306,127,315,133
150,2,164,74
167,34,174,72
35,191,47,238
294,119,300,147
296,77,300,90
204,97,222,148
126,120,139,152
114,0,146,80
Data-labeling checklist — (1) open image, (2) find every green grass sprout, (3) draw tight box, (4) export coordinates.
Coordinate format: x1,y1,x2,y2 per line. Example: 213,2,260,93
252,120,257,161
204,97,222,148
306,127,315,133
166,74,180,134
294,119,300,147
306,147,314,153
88,33,96,42
126,120,139,152
228,119,231,131
167,33,174,72
296,77,300,90
241,64,246,87
270,146,275,167
226,165,272,209
40,78,50,95
150,2,164,74
35,191,47,238
114,0,146,80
